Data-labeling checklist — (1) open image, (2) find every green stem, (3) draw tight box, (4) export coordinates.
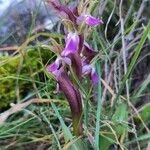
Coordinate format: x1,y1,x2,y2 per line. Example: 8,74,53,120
72,112,83,136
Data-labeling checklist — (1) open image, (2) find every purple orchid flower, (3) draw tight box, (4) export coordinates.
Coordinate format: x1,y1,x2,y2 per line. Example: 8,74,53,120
47,31,99,136
47,32,83,79
47,0,103,27
77,14,103,27
61,32,83,79
47,57,71,76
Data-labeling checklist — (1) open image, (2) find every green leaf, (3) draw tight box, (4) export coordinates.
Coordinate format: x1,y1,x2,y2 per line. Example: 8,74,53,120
99,135,115,150
139,104,150,122
51,103,86,150
112,103,128,122
125,133,150,145
112,103,128,135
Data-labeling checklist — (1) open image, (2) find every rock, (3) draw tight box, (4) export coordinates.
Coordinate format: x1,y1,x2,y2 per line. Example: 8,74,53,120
0,0,59,48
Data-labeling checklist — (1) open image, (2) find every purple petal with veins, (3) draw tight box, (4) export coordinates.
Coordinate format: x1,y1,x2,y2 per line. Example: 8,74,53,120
47,57,61,73
47,58,62,77
47,56,71,74
61,32,79,56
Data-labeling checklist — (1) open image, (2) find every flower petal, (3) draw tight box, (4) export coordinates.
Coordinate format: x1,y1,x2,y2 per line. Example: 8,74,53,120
82,42,98,62
47,62,59,73
82,64,92,74
77,15,84,24
61,32,79,56
77,14,103,27
60,57,72,65
91,68,99,85
82,63,98,85
85,15,103,26
47,58,62,77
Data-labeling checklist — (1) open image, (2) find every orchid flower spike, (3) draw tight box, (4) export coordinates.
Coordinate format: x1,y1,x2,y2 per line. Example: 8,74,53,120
47,1,103,136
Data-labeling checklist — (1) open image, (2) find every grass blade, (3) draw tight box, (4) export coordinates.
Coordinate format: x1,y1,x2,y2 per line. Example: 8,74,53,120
93,30,102,150
115,23,150,102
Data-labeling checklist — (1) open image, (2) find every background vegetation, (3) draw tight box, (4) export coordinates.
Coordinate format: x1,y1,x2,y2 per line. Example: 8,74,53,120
0,0,150,149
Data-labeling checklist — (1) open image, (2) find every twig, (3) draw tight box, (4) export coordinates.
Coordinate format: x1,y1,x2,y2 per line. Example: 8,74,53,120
101,63,114,104
0,46,18,51
129,101,150,133
146,142,150,150
98,0,108,16
124,0,135,24
119,0,130,101
104,0,116,43
0,98,52,125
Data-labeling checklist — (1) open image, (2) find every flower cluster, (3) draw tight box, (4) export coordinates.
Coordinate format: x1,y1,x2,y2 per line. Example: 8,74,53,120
47,0,103,136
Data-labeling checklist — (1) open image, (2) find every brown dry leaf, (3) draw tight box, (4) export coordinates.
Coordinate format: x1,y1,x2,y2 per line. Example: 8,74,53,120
0,98,51,125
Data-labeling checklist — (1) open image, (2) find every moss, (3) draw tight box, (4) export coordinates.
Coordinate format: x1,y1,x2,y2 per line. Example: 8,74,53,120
0,47,54,111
